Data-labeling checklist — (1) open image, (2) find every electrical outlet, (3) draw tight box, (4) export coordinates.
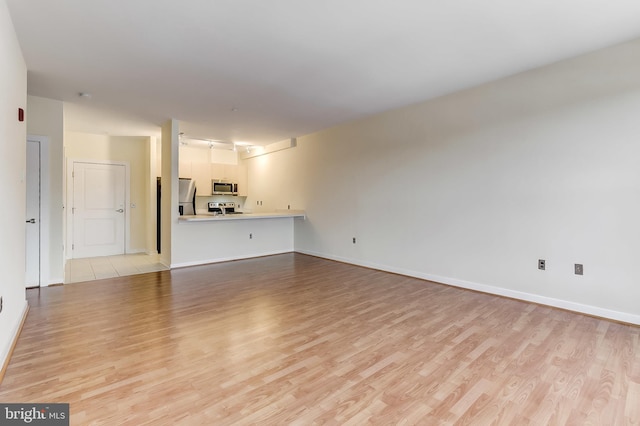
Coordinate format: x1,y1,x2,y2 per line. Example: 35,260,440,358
538,259,545,270
249,233,253,239
0,296,3,314
352,237,356,244
288,204,290,210
575,264,583,275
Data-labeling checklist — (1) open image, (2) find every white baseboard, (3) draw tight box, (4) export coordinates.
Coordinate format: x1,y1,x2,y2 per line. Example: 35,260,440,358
126,249,147,254
296,249,640,326
171,250,294,269
46,277,64,286
1,301,29,383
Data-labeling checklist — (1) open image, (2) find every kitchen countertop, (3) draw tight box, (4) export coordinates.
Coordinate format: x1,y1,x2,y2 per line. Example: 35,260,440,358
178,210,306,222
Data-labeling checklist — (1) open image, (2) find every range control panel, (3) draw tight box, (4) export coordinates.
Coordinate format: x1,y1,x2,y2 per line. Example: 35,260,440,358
208,202,236,210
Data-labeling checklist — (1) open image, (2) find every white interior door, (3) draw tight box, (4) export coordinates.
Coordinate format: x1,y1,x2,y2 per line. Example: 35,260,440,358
26,140,41,288
72,162,126,258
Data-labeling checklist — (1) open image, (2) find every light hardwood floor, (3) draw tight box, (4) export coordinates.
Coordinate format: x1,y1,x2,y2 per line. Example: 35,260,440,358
1,253,639,425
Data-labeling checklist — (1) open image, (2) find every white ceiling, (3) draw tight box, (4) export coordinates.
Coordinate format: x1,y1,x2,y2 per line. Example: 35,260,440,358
7,0,640,145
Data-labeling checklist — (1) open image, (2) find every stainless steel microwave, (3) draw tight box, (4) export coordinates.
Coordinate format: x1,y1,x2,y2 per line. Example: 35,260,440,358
212,179,238,195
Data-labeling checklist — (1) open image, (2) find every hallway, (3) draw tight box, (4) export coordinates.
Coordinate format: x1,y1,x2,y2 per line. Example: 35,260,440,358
64,253,167,283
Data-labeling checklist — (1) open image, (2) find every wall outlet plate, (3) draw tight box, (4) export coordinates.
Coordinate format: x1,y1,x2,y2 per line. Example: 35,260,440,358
575,264,583,275
538,259,545,270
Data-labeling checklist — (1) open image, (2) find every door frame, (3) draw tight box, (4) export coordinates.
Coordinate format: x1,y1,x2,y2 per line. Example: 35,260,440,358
65,159,131,260
26,135,50,287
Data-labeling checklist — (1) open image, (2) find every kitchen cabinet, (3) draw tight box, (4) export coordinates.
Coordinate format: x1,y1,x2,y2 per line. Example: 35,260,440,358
224,164,239,181
179,160,192,179
191,162,212,196
210,163,224,180
210,163,238,181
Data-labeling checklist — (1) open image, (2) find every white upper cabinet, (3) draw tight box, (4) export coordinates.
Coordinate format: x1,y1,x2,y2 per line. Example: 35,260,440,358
210,163,225,180
210,163,240,182
178,160,192,179
191,162,212,196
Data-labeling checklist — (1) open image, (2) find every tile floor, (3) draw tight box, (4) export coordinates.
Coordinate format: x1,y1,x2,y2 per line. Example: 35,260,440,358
65,253,168,284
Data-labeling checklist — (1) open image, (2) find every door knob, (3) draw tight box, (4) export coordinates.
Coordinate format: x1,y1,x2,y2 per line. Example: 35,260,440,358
26,218,36,223
116,209,124,213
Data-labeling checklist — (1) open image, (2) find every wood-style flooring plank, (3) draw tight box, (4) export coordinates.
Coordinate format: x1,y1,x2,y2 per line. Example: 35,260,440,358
1,253,639,425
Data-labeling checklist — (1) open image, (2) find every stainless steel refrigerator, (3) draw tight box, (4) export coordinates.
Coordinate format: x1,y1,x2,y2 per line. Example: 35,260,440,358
178,178,196,215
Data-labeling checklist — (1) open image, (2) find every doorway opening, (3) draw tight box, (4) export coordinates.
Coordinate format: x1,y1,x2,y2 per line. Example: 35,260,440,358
25,135,50,288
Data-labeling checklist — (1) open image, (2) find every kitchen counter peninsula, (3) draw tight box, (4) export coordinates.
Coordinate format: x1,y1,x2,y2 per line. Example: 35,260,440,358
178,210,305,222
172,210,305,268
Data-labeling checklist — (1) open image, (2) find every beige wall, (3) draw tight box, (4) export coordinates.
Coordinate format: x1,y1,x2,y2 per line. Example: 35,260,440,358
161,120,180,267
246,38,640,324
27,95,64,282
0,0,27,371
65,132,150,253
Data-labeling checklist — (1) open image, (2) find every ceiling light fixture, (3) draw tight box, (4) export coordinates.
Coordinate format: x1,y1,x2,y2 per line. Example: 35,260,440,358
181,135,241,151
179,135,258,152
